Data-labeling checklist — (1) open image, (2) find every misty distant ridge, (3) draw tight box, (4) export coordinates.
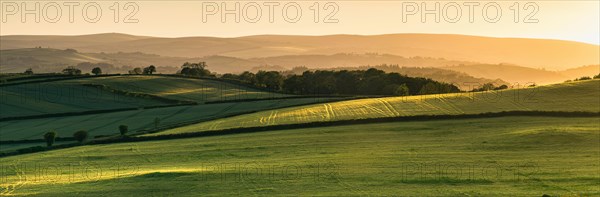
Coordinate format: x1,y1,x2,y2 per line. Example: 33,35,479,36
1,47,597,86
1,33,598,70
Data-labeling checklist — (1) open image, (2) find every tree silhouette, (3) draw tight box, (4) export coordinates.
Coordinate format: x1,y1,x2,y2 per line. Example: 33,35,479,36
44,131,57,147
92,67,102,75
119,125,128,136
73,130,88,143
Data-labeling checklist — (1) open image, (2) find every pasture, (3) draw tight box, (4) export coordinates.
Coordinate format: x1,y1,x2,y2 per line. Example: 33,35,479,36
0,75,291,119
1,116,598,196
0,82,167,118
155,80,600,136
69,75,290,102
0,97,340,143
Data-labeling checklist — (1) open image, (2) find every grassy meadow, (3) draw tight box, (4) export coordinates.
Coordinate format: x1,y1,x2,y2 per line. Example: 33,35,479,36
154,80,600,136
0,75,291,119
1,116,598,196
0,82,167,118
0,73,598,196
69,75,290,102
0,97,340,143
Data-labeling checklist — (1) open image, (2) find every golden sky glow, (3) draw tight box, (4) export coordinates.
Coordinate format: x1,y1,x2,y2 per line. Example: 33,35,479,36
1,1,599,44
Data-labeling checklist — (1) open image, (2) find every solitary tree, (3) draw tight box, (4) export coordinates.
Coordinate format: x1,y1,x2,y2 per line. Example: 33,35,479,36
73,130,88,143
143,65,157,74
91,67,102,75
119,125,128,136
44,131,57,147
24,68,34,75
180,62,211,77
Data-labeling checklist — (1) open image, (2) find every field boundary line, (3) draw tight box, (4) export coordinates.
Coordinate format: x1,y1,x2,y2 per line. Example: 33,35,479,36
1,110,598,158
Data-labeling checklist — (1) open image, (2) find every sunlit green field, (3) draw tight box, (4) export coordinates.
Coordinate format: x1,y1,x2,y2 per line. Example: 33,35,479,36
70,75,290,102
1,117,598,196
155,80,600,136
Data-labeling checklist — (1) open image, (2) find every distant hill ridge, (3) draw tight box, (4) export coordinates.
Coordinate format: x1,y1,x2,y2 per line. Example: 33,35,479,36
1,48,597,86
2,33,598,70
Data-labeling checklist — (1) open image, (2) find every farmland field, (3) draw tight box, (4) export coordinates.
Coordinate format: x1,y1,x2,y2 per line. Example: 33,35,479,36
0,97,340,143
0,75,292,119
0,82,168,118
154,80,600,136
0,74,598,196
1,116,598,196
69,75,290,102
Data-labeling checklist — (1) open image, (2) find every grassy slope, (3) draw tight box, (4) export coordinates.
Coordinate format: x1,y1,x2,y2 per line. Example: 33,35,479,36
0,75,289,118
0,81,167,118
0,97,338,142
69,75,289,102
1,117,598,196
155,80,600,136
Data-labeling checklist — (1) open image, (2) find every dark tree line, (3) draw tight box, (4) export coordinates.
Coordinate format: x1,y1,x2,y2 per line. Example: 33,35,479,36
220,68,460,96
179,62,213,77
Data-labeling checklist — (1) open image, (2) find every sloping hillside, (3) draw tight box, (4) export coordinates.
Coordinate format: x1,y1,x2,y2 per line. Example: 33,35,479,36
2,33,598,69
444,64,568,84
70,75,289,102
154,79,600,135
0,75,288,119
1,116,597,196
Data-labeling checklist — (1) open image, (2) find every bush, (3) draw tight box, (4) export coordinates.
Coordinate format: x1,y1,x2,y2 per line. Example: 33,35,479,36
62,66,82,75
92,67,102,75
73,130,88,143
44,131,57,147
143,65,157,74
119,125,128,136
493,84,509,90
576,76,592,81
594,73,600,79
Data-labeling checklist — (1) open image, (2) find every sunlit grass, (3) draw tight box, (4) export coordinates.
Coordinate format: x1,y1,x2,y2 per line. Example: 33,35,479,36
1,117,598,196
154,80,600,136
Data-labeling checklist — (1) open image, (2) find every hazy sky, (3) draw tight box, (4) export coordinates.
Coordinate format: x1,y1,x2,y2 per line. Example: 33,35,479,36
1,1,599,44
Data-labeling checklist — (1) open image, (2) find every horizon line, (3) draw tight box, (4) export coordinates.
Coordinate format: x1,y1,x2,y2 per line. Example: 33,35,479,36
1,32,598,46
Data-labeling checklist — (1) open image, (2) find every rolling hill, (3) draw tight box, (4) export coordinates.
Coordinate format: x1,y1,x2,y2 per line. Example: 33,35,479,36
69,75,290,102
153,79,600,136
7,48,595,87
1,48,513,87
0,75,290,118
1,116,597,196
2,33,598,70
0,48,195,74
443,64,599,85
0,80,168,118
0,97,340,142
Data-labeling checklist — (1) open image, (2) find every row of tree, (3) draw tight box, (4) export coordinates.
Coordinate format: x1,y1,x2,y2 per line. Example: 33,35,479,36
43,125,129,146
470,83,509,92
220,68,460,96
24,65,158,76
